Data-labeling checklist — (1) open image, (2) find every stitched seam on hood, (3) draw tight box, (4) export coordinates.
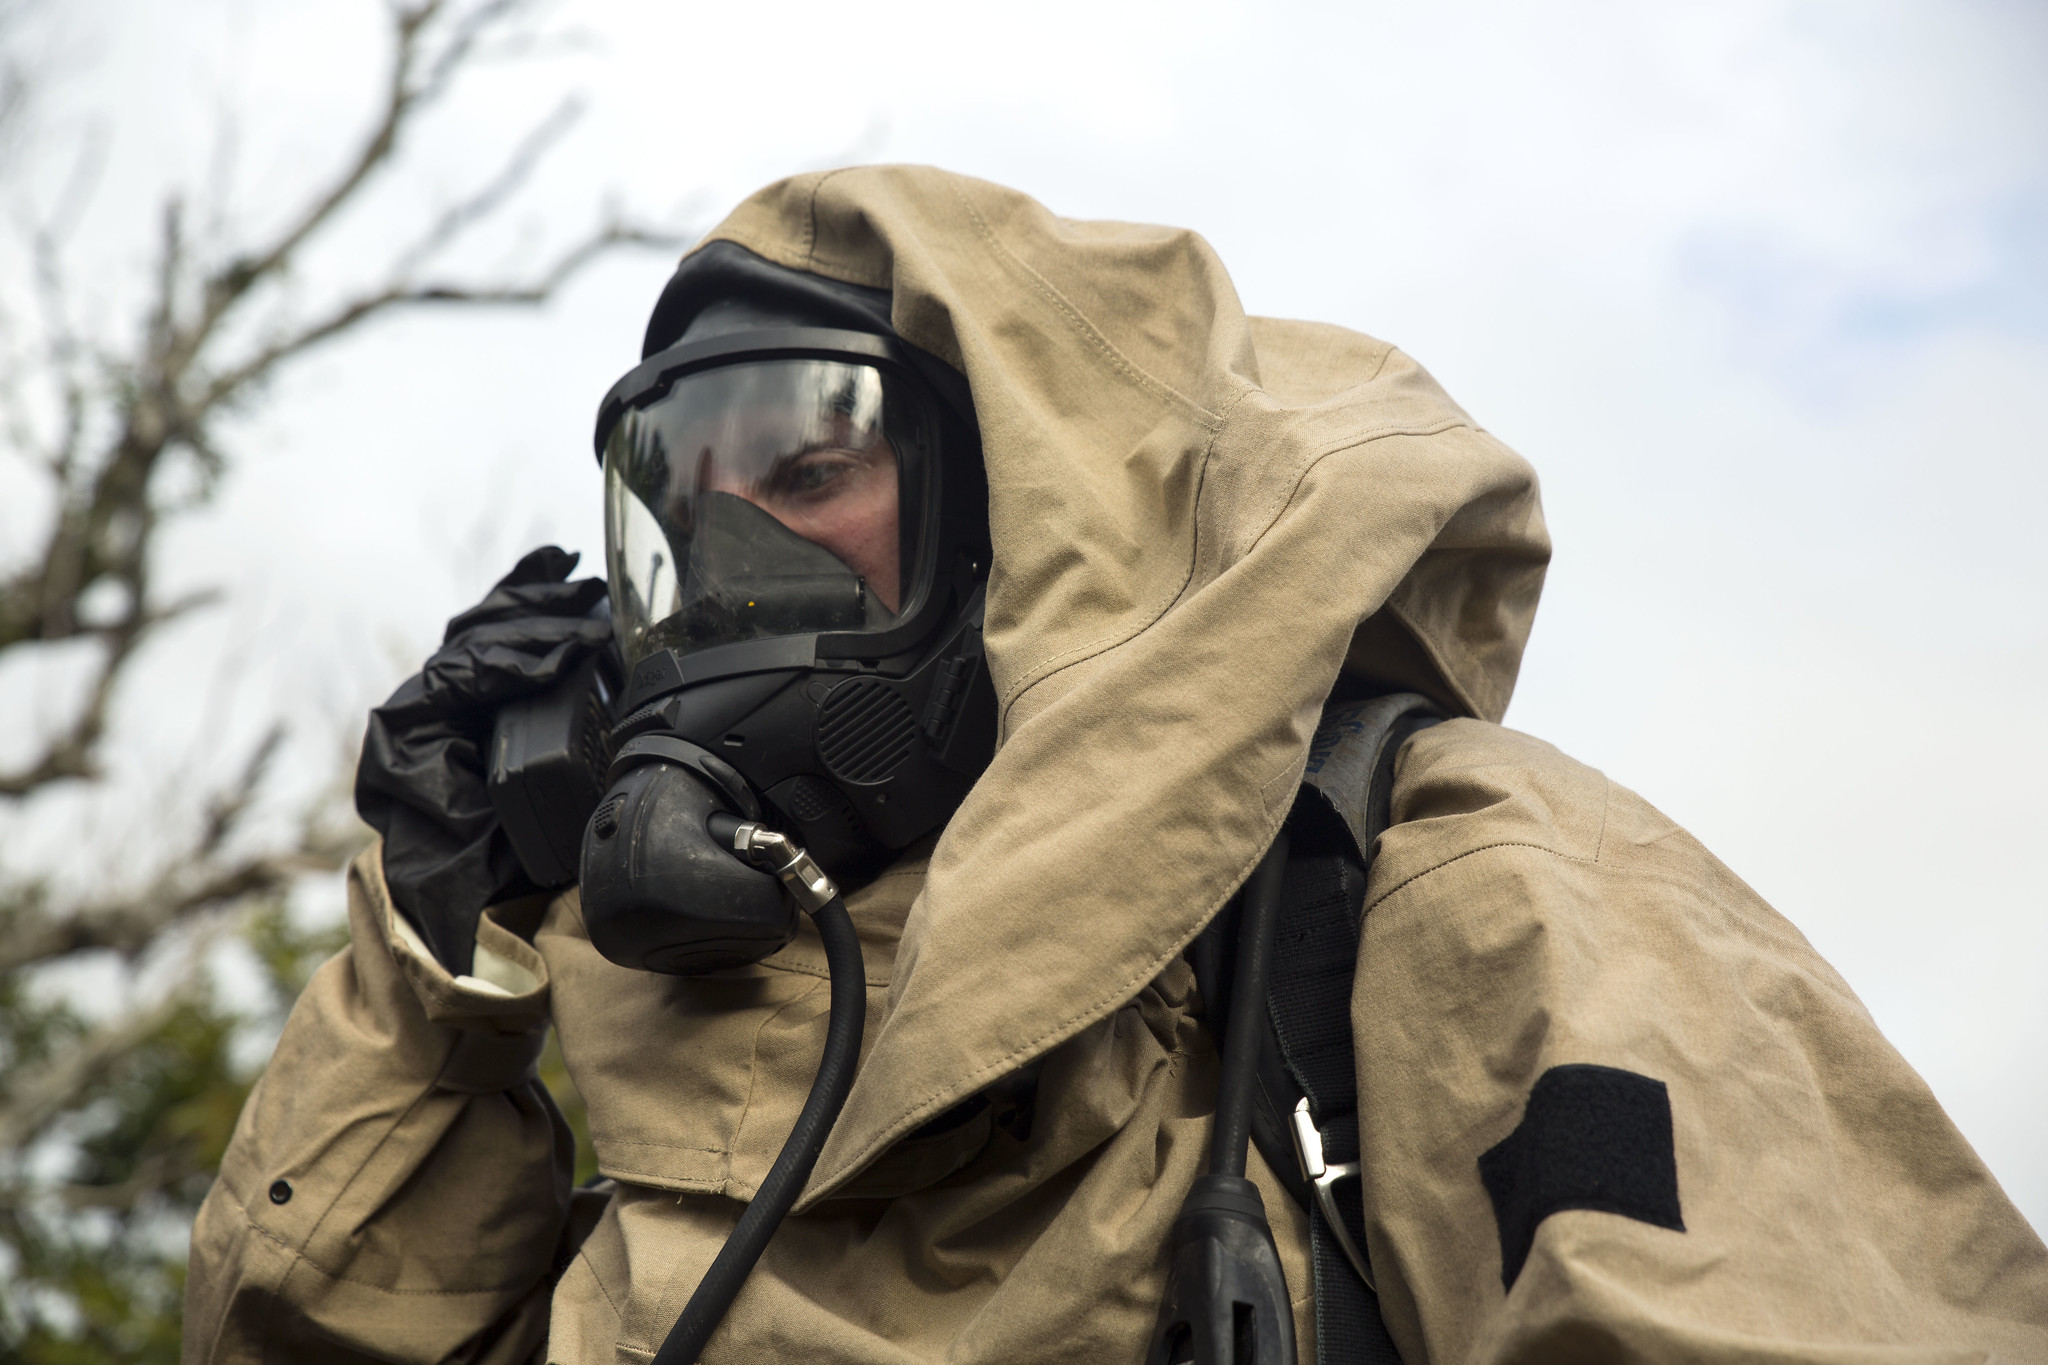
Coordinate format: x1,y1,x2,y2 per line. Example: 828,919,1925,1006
800,171,823,267
1241,414,1475,561
996,380,1258,721
948,177,1220,430
1593,779,1613,865
1261,743,1312,823
995,410,1474,786
1230,413,1486,718
1009,410,1482,736
797,168,898,289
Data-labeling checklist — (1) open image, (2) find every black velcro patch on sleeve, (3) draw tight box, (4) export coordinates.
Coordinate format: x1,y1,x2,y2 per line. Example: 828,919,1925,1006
1478,1064,1684,1289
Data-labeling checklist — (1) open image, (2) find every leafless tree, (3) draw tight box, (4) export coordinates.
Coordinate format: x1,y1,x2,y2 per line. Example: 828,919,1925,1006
0,0,683,1225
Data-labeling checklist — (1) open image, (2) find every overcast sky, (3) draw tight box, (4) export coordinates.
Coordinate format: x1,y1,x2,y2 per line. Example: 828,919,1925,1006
3,0,2043,1231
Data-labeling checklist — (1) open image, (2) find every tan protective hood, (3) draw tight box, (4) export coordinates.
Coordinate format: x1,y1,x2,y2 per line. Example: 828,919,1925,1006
694,166,1550,1201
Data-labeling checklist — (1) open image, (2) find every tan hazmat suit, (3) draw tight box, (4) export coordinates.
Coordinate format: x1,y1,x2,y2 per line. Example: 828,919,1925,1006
185,166,2048,1364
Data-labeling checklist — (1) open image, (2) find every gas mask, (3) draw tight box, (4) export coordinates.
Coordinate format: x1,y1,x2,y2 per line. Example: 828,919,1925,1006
573,242,993,974
478,246,995,1361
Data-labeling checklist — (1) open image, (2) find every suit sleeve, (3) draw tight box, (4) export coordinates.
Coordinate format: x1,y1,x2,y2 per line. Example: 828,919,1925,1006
1353,721,2048,1365
183,842,573,1365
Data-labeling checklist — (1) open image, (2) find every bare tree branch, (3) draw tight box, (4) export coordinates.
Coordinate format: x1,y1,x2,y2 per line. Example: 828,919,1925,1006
196,725,286,859
0,993,184,1153
47,1153,182,1210
0,764,363,1155
0,0,684,1244
417,0,531,105
186,0,449,347
0,721,353,971
0,0,685,804
29,186,94,482
0,587,221,796
0,1,694,1322
203,218,681,408
388,92,584,280
0,1156,191,1213
0,831,357,977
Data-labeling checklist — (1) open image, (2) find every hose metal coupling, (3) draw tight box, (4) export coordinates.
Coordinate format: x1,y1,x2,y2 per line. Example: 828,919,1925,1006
728,823,839,914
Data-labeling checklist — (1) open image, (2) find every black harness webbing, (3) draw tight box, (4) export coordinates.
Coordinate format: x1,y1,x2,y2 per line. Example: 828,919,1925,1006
1192,692,1441,1365
1272,848,1399,1365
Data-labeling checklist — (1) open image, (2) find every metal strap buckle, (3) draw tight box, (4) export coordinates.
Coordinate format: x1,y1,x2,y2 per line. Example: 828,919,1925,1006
1289,1097,1375,1291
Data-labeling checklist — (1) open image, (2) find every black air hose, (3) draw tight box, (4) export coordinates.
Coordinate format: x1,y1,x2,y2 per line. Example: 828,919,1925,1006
1212,834,1288,1176
1147,834,1299,1365
652,896,866,1364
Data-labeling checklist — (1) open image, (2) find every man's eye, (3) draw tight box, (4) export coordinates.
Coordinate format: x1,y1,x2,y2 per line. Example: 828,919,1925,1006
783,453,858,494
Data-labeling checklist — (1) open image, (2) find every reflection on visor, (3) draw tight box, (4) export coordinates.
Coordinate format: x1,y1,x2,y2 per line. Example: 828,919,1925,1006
605,360,911,665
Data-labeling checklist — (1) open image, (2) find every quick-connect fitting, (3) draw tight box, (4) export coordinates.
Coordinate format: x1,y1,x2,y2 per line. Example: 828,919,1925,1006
728,823,840,914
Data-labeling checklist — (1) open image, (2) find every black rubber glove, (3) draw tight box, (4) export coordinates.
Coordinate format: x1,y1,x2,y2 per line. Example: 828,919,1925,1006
355,546,613,975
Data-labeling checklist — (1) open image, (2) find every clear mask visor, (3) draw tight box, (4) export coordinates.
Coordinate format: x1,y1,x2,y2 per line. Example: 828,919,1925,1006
604,359,921,666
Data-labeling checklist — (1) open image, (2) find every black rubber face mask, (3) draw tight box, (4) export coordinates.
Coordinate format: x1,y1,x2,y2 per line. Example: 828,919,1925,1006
578,247,993,977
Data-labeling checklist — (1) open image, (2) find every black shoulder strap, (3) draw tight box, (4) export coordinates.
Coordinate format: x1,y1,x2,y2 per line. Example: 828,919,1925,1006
1194,693,1440,1365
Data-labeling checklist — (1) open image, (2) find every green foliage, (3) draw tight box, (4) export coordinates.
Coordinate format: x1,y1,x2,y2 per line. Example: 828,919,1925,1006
0,900,342,1363
0,1182,194,1365
0,894,600,1361
538,1031,600,1187
0,970,86,1085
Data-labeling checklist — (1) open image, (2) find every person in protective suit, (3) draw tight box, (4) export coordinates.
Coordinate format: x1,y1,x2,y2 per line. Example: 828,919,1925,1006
184,166,2048,1365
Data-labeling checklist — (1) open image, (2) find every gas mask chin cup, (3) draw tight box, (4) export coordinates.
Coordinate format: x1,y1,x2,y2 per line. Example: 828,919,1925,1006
579,735,795,975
